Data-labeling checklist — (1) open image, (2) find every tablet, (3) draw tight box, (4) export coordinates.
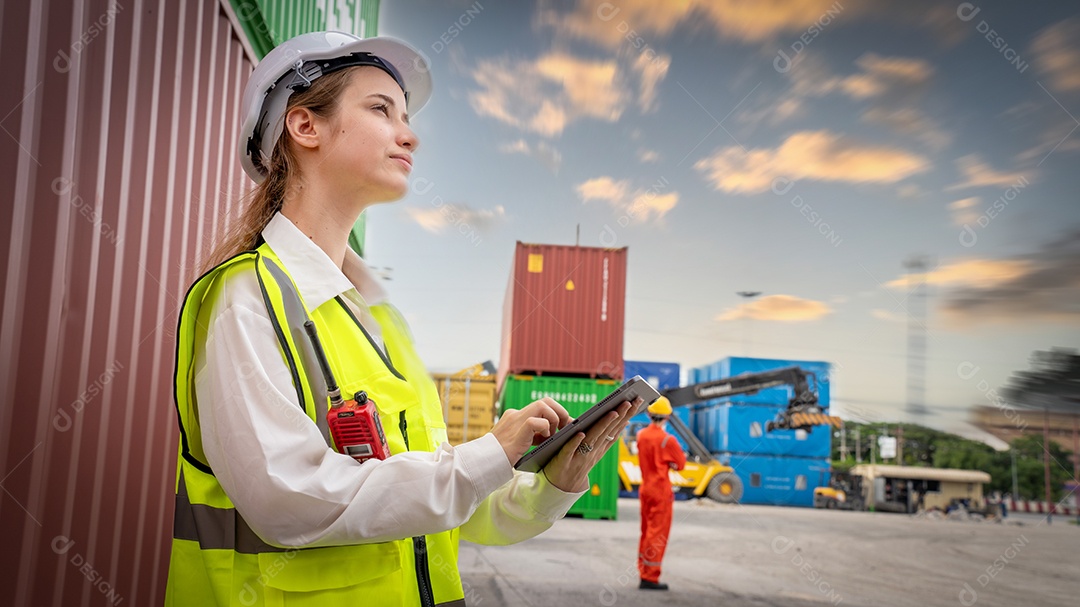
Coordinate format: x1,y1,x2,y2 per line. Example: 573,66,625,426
513,375,661,473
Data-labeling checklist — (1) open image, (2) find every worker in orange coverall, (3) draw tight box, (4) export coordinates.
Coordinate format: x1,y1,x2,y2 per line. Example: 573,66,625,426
635,397,686,591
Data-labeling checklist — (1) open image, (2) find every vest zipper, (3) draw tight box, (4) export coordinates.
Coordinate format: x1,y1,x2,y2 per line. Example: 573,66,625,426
413,536,436,607
334,298,437,606
399,412,437,607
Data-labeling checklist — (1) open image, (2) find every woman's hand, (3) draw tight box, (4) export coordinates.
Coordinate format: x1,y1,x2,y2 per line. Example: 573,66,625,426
491,397,571,466
543,398,642,493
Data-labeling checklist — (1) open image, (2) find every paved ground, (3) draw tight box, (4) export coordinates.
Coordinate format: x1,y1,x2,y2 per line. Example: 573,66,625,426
458,498,1079,606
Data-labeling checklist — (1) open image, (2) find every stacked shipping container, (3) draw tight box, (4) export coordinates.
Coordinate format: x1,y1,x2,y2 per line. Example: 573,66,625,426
623,360,681,390
713,453,832,508
498,242,628,384
0,2,381,604
501,376,622,519
498,243,628,520
688,356,831,407
689,357,833,507
432,374,498,445
693,403,831,457
623,360,691,450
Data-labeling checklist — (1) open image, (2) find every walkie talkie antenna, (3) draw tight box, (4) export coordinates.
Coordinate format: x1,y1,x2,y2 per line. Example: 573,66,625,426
303,320,344,407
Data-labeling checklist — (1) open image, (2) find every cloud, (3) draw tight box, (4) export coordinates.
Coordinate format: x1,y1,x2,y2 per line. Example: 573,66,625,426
406,203,507,234
940,230,1080,324
498,139,563,173
896,183,924,199
576,176,629,202
468,52,622,136
862,106,950,150
576,176,678,222
731,52,946,150
695,130,928,194
540,0,853,47
1031,17,1080,94
637,148,660,163
821,53,949,150
1003,100,1080,167
871,309,906,323
946,155,1030,191
629,191,679,219
947,197,980,226
535,53,623,115
787,53,935,101
948,197,979,209
906,2,970,48
717,294,832,322
498,139,530,154
735,96,803,132
631,51,671,112
839,53,933,99
1015,123,1080,166
467,50,668,136
885,258,1032,290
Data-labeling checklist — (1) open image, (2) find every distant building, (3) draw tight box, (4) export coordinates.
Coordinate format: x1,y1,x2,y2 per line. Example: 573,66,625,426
851,465,990,513
971,405,1079,452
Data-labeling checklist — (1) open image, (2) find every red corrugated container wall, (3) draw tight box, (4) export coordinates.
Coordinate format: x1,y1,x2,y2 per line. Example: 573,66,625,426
498,242,627,386
0,1,254,605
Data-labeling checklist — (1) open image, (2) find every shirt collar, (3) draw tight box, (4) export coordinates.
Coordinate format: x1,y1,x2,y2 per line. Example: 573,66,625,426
262,212,388,311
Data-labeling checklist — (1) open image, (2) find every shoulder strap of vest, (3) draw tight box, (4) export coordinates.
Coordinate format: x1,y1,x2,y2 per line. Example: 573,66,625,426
173,251,258,474
255,252,334,449
174,250,338,476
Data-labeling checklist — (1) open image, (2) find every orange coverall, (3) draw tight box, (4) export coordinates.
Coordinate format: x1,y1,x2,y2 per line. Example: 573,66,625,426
636,423,687,583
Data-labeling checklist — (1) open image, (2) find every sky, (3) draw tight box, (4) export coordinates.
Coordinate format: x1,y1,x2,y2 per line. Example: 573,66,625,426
366,0,1080,443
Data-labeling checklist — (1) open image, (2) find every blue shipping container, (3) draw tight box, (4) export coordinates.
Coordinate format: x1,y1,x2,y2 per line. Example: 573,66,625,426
625,360,688,448
624,360,681,390
690,403,831,458
715,453,832,507
689,357,831,407
628,406,692,451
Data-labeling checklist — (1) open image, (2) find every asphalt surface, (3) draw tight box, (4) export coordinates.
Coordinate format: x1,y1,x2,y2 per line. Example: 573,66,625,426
457,498,1078,606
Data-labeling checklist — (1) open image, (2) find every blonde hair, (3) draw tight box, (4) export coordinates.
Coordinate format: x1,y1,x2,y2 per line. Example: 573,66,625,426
200,68,357,274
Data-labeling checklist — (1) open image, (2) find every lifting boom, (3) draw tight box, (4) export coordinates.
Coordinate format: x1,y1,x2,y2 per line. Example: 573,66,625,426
660,366,842,433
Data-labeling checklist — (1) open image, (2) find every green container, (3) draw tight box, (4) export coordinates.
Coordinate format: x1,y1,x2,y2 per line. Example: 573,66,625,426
500,375,621,520
228,0,381,59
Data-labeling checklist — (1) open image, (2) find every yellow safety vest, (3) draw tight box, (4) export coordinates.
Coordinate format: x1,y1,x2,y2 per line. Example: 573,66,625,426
166,244,466,607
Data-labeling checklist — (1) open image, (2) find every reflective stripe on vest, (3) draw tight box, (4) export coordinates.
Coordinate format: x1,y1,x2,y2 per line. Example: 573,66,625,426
167,246,462,606
259,255,334,448
172,468,285,554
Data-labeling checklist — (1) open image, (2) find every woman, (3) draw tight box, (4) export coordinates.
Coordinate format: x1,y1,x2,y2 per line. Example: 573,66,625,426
166,32,638,606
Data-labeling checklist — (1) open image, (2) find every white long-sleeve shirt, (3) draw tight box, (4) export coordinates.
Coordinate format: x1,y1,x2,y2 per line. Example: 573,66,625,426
193,212,583,548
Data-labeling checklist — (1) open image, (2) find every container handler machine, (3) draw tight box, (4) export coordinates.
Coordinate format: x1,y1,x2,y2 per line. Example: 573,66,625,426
813,471,865,510
618,366,843,503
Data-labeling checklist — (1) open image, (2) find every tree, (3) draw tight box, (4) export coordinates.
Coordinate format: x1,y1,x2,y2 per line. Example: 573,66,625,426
1007,434,1074,502
1002,347,1080,413
831,422,1073,501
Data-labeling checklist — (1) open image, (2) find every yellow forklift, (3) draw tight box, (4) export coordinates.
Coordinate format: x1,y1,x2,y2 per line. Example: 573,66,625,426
813,471,865,510
618,366,842,503
617,425,743,502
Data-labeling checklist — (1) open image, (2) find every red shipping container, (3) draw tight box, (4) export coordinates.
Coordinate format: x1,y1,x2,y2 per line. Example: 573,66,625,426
498,242,627,385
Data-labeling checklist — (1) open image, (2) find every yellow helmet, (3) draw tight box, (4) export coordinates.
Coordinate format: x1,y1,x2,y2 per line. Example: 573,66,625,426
647,397,673,416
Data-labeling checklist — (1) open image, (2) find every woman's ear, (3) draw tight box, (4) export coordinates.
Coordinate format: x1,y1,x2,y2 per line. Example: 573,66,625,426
284,107,321,150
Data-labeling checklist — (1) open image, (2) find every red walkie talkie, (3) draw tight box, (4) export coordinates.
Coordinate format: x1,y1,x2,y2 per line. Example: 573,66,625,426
303,321,391,463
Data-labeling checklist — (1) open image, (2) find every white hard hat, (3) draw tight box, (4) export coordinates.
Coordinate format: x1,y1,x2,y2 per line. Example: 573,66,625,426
239,31,432,183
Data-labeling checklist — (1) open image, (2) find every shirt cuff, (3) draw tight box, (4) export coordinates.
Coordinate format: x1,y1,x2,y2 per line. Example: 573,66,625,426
528,470,588,520
455,433,515,503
